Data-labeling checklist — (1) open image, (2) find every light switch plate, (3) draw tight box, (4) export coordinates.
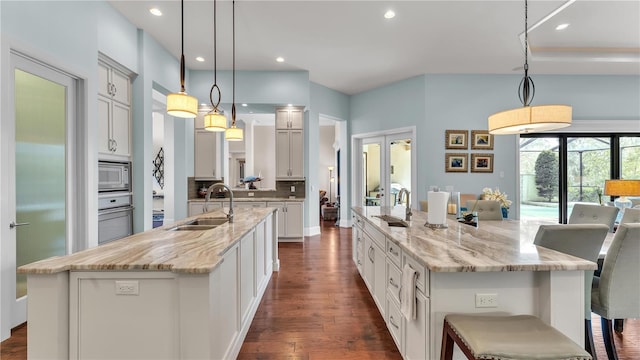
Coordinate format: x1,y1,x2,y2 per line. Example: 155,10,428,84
290,186,295,192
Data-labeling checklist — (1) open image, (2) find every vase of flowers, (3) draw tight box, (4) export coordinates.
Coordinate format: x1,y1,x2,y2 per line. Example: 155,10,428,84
482,187,512,218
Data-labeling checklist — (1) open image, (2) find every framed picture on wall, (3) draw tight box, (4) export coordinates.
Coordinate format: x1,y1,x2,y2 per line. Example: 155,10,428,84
471,130,494,150
471,153,494,173
445,130,468,149
445,153,468,172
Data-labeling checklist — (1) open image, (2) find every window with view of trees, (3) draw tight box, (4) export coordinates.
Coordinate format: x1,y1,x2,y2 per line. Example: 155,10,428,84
520,133,639,223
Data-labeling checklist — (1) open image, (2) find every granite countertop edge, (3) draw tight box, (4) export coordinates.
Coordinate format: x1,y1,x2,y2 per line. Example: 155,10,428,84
18,208,277,275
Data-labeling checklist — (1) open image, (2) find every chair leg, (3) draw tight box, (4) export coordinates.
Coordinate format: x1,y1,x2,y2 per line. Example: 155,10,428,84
440,320,455,360
585,319,597,360
601,317,619,360
613,319,624,333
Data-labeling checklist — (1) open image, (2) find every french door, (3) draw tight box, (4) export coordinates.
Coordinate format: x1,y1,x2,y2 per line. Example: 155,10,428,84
1,51,76,336
357,130,415,208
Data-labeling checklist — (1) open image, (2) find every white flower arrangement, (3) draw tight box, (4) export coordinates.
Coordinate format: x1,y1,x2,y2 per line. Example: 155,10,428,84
482,187,512,209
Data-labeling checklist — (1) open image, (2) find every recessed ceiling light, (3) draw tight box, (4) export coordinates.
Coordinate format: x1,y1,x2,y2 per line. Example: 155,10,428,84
149,8,162,16
555,23,569,31
384,10,395,19
276,57,285,63
242,103,248,107
195,56,205,62
287,104,292,107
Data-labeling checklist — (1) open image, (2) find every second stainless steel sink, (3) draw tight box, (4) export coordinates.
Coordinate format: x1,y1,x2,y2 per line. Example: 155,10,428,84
167,217,229,231
372,214,409,227
186,217,229,226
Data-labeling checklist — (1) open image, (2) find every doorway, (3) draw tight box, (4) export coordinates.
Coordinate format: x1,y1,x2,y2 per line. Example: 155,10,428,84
1,51,78,335
354,128,416,209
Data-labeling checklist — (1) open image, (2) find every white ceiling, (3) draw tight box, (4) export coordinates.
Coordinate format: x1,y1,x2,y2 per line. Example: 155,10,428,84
109,0,640,96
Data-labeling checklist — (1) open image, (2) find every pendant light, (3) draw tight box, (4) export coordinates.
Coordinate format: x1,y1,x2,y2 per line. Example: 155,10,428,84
487,0,572,135
166,0,198,118
225,0,244,141
204,0,227,132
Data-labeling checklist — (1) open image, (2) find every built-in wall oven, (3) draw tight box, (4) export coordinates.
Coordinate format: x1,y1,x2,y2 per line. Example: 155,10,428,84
98,161,133,245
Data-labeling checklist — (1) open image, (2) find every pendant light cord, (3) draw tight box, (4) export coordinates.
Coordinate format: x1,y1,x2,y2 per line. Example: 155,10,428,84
518,0,535,107
209,0,222,111
231,0,236,126
179,0,186,93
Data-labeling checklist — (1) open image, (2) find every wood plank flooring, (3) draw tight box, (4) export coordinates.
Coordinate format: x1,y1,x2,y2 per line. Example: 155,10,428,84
2,219,639,359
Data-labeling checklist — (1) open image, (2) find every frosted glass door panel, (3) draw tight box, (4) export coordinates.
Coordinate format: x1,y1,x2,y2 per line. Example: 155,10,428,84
15,69,67,298
389,138,411,205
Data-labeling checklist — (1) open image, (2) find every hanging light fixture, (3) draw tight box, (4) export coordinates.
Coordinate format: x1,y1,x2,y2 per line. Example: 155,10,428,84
204,0,227,132
166,0,198,118
487,0,572,135
225,0,244,141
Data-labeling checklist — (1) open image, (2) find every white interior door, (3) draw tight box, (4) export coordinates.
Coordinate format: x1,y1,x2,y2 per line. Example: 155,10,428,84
1,52,75,334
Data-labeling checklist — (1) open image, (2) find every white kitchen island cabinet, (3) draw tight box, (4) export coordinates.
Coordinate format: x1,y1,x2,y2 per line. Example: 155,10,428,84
19,208,278,360
352,206,597,360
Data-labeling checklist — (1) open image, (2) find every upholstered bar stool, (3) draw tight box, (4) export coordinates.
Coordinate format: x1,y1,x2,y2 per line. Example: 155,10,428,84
568,204,619,232
441,314,592,360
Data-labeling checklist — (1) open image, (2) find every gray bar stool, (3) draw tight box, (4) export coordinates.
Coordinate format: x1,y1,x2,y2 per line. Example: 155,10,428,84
441,314,592,360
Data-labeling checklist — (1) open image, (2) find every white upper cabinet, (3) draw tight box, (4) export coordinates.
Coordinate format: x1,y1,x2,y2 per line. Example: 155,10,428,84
98,59,132,159
275,107,303,130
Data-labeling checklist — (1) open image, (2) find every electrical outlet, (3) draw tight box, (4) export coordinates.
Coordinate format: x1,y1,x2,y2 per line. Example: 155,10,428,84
475,293,498,308
290,186,295,192
248,192,254,197
115,280,139,295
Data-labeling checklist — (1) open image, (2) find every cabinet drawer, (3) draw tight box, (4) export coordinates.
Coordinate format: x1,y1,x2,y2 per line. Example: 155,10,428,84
363,221,385,249
386,260,401,303
402,254,428,295
386,239,402,267
386,295,403,352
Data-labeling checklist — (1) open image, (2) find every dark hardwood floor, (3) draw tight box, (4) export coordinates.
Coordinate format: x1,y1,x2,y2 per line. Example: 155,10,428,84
2,219,639,359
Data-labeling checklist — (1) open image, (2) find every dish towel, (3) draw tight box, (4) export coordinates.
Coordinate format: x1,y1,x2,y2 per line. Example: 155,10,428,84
400,263,417,320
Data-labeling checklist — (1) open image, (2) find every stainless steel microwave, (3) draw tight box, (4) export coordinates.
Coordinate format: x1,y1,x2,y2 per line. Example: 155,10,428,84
98,161,131,192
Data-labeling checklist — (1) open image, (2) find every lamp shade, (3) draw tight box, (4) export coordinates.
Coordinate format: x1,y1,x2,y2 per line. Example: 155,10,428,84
488,105,572,135
204,111,227,132
225,126,243,141
166,92,198,118
604,179,640,196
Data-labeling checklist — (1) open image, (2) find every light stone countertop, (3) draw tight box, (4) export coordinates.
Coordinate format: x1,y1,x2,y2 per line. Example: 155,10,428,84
353,206,598,273
18,207,277,275
189,197,305,202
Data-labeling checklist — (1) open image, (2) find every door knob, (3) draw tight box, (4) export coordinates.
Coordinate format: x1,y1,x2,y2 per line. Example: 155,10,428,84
9,221,30,229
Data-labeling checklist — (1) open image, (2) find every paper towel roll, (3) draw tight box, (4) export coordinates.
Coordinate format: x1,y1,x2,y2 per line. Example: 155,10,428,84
428,191,449,225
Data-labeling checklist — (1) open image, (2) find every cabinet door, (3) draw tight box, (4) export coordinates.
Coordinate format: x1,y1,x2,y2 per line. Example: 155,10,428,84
363,235,375,292
289,108,303,129
289,130,304,179
284,202,303,238
213,244,239,359
240,231,255,326
404,291,428,360
194,130,217,179
98,95,112,155
98,62,110,97
255,221,266,288
373,242,386,316
275,109,290,129
111,101,131,157
275,130,290,178
110,68,130,106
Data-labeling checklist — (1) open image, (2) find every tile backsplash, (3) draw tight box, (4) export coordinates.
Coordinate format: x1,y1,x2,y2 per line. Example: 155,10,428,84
188,178,306,199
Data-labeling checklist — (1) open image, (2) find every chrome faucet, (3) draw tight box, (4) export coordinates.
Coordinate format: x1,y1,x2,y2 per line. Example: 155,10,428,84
204,183,234,223
398,188,412,221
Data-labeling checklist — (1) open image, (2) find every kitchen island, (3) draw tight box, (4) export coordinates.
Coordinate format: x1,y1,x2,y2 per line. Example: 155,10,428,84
18,207,278,360
352,206,597,359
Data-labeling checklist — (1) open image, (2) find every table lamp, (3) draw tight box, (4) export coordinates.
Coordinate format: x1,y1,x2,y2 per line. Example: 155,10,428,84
604,179,640,212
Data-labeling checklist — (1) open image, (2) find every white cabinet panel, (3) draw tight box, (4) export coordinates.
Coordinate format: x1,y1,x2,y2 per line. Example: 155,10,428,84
98,96,111,155
267,201,303,239
240,231,255,326
98,59,131,160
194,130,218,179
111,101,131,157
404,291,428,360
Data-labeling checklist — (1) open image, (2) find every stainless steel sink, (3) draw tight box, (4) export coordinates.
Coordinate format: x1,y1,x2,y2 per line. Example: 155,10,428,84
372,215,409,227
187,217,229,226
167,217,229,231
169,224,218,231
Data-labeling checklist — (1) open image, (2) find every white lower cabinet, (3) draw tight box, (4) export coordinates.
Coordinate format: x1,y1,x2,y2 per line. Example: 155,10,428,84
353,215,430,359
188,201,222,216
240,231,256,327
267,201,303,240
